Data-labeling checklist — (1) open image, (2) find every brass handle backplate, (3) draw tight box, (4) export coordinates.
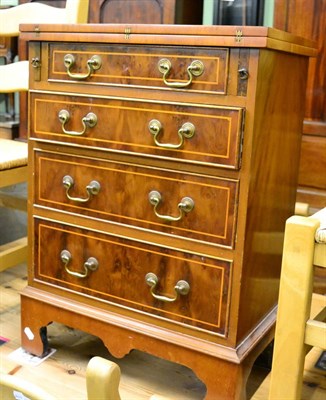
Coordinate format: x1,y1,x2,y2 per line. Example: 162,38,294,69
60,249,99,278
148,119,195,149
58,109,97,136
62,175,101,203
145,272,190,303
158,58,204,88
63,53,102,80
148,190,194,222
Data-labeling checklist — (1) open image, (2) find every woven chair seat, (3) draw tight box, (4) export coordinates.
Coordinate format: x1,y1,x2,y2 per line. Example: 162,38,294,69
0,139,28,171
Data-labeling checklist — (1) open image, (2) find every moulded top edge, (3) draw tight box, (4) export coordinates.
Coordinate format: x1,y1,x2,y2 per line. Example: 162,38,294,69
19,23,317,56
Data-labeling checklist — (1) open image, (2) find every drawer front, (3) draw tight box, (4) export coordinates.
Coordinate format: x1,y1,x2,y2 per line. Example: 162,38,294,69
48,44,229,94
31,93,243,169
34,219,231,336
34,150,238,247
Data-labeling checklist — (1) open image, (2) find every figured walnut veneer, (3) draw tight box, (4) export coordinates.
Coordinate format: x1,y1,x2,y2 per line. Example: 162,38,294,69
31,93,243,168
35,151,238,246
34,219,231,335
49,44,229,94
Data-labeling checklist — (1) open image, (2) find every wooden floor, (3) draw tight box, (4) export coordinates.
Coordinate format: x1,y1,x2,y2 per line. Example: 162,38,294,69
0,264,325,399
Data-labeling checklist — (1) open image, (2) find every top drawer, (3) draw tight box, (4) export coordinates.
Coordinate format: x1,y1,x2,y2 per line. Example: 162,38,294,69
47,44,229,94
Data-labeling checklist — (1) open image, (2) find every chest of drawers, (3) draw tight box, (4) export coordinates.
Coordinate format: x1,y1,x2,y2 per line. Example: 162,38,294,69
20,24,315,399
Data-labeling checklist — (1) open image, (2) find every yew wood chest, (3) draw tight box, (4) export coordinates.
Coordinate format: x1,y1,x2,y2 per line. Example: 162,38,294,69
19,24,316,399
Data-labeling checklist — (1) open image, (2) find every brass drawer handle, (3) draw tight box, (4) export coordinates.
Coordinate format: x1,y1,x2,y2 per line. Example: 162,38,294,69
62,175,101,203
145,272,190,303
148,190,194,222
148,119,195,149
60,250,99,278
58,109,97,136
158,58,204,88
63,53,102,80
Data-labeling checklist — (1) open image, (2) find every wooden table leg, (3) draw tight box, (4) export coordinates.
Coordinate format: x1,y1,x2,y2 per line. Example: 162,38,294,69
21,294,51,357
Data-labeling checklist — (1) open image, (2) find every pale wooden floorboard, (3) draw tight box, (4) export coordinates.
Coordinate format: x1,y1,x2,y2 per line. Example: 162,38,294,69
0,264,325,399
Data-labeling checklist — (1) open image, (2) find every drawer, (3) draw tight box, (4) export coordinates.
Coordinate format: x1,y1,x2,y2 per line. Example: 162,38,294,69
34,150,238,248
48,44,229,94
34,219,232,336
30,93,244,169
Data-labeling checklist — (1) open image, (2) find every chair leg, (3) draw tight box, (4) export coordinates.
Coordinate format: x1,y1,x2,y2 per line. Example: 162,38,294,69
268,215,320,399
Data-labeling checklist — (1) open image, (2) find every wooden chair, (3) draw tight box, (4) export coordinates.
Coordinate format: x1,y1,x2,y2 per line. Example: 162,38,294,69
268,207,326,399
0,356,121,400
0,0,89,272
0,0,89,93
0,139,28,271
